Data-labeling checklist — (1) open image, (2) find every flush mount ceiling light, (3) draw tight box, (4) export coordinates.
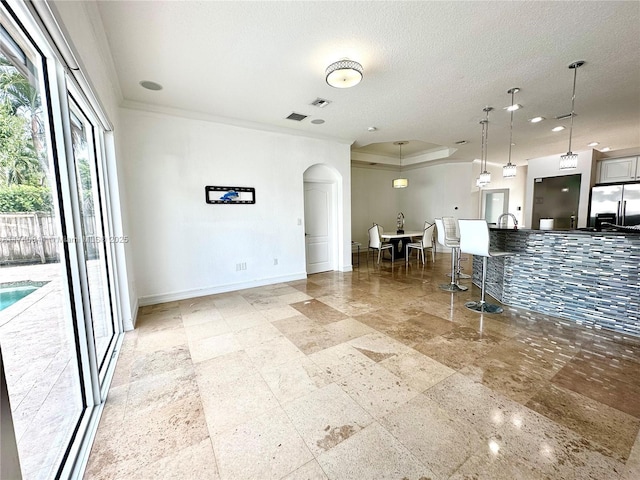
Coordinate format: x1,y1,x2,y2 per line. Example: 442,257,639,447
477,107,493,187
139,80,163,91
503,88,519,178
392,141,409,189
559,61,585,170
325,59,363,88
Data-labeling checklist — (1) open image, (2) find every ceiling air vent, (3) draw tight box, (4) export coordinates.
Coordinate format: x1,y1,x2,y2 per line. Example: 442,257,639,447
555,113,576,120
310,98,331,108
286,112,308,121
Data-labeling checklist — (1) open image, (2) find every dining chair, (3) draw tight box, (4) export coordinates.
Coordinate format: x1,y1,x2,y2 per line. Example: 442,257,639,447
406,222,435,265
368,224,394,264
424,220,437,259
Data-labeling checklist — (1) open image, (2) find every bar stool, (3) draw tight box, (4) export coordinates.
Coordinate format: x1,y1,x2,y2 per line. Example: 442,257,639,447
443,217,471,279
435,218,467,292
458,219,512,314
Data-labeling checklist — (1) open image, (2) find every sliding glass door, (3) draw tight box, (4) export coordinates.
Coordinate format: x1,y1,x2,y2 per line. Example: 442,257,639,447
0,17,85,480
68,98,116,375
1,4,121,478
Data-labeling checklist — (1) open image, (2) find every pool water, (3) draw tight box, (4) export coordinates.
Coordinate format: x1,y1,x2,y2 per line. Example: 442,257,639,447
0,285,40,311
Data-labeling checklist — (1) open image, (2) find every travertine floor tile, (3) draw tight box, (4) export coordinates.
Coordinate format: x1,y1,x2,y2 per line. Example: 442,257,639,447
283,383,374,456
126,438,220,480
347,332,414,362
212,407,313,480
307,343,375,383
280,460,328,480
189,332,242,363
316,422,436,480
338,363,421,419
526,382,640,461
259,357,329,403
379,350,455,392
244,334,305,369
86,259,640,480
198,372,278,436
380,394,484,478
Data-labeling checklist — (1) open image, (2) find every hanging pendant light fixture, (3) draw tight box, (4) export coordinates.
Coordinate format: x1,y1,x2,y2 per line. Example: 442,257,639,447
503,88,519,178
478,107,493,187
392,141,409,189
559,61,585,170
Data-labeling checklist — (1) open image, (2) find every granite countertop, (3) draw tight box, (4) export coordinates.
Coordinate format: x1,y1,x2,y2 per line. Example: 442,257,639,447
489,226,640,235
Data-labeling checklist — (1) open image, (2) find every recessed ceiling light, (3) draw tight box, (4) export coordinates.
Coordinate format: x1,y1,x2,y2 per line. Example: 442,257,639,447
529,116,545,123
587,142,599,147
139,80,163,91
367,126,377,132
601,147,611,152
552,126,565,132
505,104,522,112
310,119,325,124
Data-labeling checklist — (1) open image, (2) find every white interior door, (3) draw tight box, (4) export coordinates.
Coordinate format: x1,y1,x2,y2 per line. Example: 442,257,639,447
304,182,334,274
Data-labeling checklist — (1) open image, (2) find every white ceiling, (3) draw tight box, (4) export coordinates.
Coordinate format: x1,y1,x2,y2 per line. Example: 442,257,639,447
94,1,640,167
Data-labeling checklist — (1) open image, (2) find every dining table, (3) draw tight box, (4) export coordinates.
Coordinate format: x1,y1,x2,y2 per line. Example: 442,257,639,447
380,230,423,260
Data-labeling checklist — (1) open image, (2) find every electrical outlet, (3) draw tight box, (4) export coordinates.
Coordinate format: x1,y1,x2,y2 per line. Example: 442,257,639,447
236,262,247,271
273,258,278,265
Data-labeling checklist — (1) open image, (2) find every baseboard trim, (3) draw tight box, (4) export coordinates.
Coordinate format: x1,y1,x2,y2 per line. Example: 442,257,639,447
137,272,308,307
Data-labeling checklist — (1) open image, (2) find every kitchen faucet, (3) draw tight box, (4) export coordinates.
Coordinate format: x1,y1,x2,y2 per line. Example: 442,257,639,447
497,213,519,229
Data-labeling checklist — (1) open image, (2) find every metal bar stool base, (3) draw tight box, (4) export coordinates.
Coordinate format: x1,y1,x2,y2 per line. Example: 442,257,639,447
446,272,471,279
439,283,468,292
464,301,503,314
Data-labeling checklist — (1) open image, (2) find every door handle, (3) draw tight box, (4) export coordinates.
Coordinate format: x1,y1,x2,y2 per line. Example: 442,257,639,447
617,201,622,223
622,200,627,225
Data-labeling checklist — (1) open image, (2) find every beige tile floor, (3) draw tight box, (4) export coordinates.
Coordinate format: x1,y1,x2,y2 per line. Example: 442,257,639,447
85,253,640,479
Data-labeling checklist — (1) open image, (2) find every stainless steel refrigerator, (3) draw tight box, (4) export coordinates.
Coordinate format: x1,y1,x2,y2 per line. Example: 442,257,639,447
588,183,640,227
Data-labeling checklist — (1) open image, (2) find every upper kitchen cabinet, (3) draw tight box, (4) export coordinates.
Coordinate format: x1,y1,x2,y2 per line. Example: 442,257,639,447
597,157,639,183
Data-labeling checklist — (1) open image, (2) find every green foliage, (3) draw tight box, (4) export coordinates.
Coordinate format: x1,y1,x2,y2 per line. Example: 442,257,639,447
0,184,53,212
0,100,42,185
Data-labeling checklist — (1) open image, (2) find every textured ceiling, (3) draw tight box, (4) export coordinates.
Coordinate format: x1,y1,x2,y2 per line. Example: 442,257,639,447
94,1,640,166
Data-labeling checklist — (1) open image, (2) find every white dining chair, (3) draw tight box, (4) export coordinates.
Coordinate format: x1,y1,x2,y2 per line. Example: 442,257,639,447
406,222,435,265
368,224,394,264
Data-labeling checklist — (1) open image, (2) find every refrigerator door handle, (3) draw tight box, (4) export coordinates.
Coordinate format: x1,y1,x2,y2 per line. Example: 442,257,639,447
617,200,622,223
622,200,627,225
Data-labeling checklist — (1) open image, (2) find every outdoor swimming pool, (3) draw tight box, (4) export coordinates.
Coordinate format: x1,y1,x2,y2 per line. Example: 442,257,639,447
0,282,46,311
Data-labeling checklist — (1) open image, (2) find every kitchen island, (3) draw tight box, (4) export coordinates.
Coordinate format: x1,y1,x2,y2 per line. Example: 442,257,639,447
471,228,640,336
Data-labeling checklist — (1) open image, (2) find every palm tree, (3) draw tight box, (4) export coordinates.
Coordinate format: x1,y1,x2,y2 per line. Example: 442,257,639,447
0,54,48,181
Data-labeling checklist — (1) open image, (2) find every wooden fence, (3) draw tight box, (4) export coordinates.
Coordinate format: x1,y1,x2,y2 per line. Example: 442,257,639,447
0,213,99,265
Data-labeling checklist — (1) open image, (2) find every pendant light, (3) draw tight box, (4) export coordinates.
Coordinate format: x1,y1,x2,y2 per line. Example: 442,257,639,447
478,107,493,187
559,61,585,170
503,88,519,178
392,141,409,188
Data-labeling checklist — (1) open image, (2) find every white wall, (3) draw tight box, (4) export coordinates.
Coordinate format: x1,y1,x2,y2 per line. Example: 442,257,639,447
121,108,351,305
473,161,528,226
525,149,596,228
351,167,401,245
